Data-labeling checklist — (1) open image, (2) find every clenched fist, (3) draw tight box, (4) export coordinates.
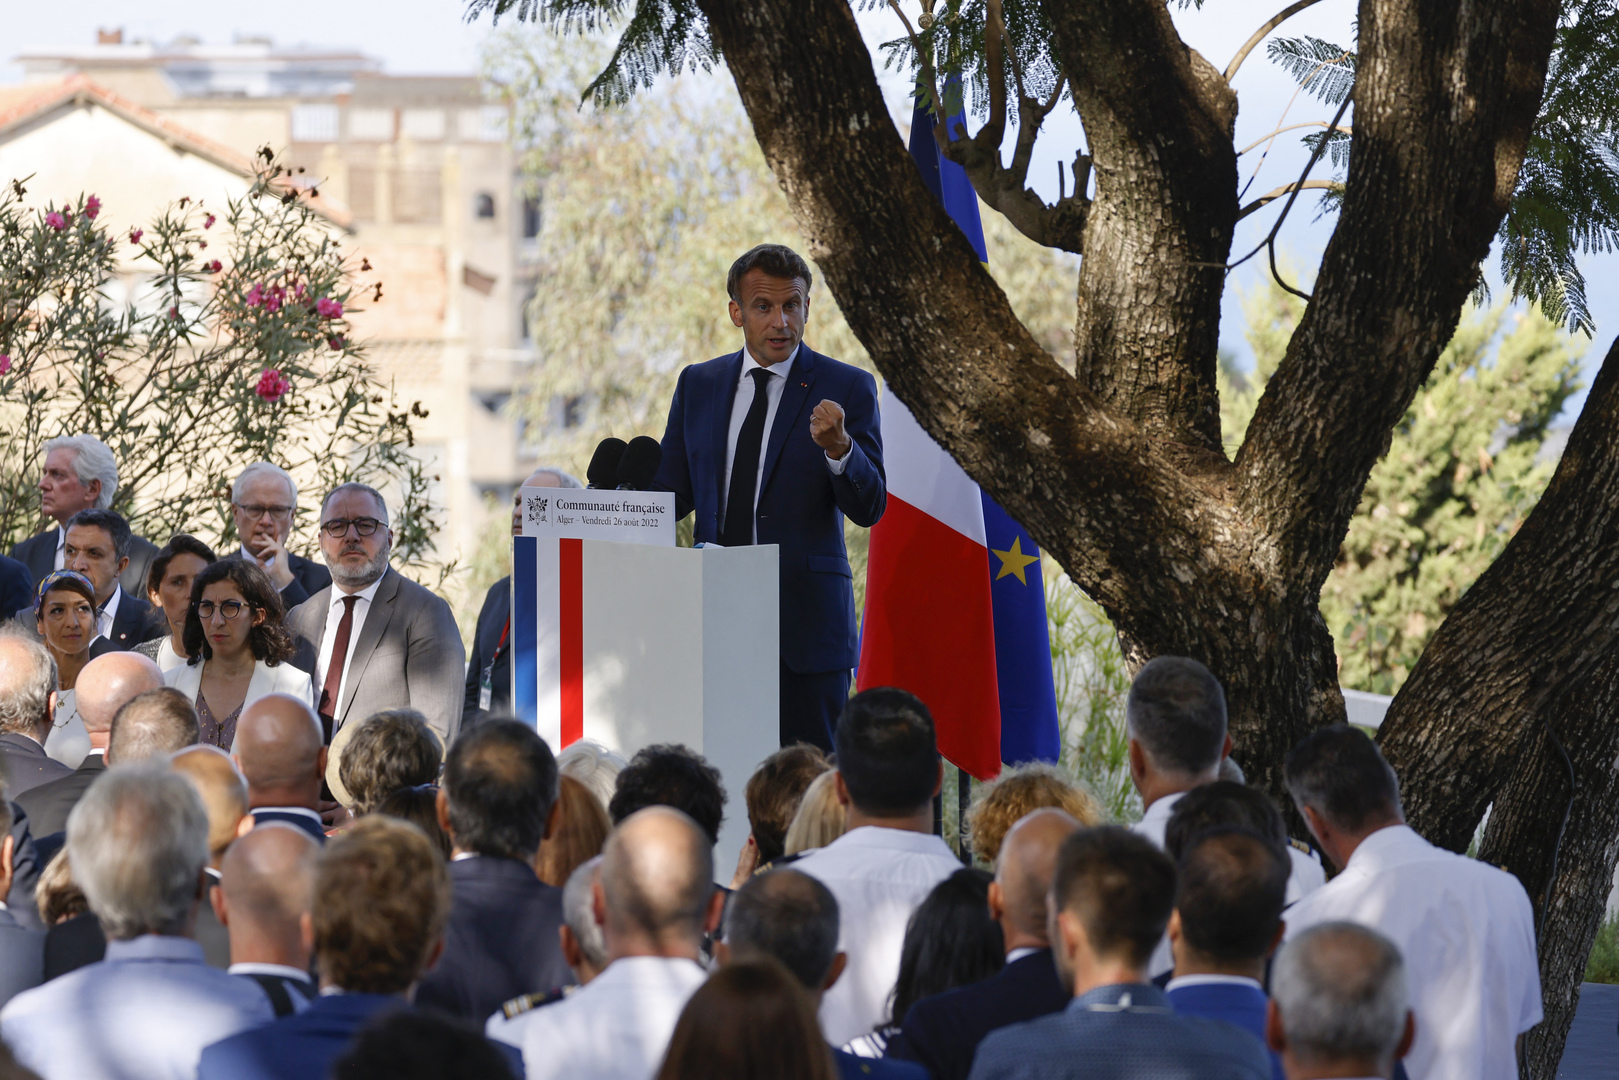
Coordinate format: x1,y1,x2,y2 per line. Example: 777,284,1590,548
810,399,852,460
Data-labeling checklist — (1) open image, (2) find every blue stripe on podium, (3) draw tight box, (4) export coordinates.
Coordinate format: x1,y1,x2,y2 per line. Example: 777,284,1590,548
513,535,537,726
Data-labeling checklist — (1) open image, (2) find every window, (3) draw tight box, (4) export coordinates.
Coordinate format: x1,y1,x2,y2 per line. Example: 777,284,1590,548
458,106,507,142
474,192,496,219
400,109,445,141
290,104,339,143
348,108,395,141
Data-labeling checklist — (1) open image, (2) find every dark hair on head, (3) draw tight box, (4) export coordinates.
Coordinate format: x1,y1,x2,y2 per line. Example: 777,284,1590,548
724,869,841,990
745,744,830,864
1284,724,1402,833
108,687,200,763
182,559,292,666
608,744,726,845
1052,826,1176,970
1175,827,1289,964
322,481,389,524
341,708,444,815
1126,656,1228,776
887,868,1003,1027
375,785,451,860
65,508,133,561
655,959,837,1080
333,1008,517,1080
726,244,814,301
833,688,939,816
1164,781,1288,862
145,535,218,599
442,720,559,860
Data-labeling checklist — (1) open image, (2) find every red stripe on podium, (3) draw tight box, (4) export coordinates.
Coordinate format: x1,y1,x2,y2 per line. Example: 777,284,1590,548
560,538,583,747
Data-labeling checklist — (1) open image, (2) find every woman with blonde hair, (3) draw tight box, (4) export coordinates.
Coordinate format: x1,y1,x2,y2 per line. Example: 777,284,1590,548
781,769,847,858
535,774,611,887
963,762,1103,865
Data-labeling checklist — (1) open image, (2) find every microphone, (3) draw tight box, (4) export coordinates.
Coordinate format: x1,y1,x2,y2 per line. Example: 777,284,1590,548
615,436,664,491
586,438,628,489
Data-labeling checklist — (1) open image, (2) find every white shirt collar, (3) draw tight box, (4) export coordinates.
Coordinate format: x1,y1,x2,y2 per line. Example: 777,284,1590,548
99,583,123,631
255,805,322,822
1165,973,1263,993
229,962,313,981
1342,823,1426,873
741,345,798,381
1005,947,1043,964
330,574,384,609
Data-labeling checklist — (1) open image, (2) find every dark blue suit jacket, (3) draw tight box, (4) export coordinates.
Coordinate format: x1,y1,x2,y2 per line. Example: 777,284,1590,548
413,855,573,1020
251,808,327,844
1165,981,1283,1080
836,1046,929,1080
654,345,885,673
891,949,1071,1080
197,992,401,1080
0,555,31,625
968,983,1272,1080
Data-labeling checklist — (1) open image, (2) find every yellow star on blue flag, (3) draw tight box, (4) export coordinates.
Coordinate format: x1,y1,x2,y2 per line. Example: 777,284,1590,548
992,536,1040,585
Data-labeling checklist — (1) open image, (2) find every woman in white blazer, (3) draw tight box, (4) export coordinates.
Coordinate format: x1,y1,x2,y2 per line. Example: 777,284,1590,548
164,559,314,750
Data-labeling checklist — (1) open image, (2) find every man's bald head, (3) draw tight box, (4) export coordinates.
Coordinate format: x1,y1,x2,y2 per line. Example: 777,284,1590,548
218,822,319,962
107,688,198,764
600,806,715,952
996,808,1082,943
234,694,326,810
171,746,251,865
74,653,164,738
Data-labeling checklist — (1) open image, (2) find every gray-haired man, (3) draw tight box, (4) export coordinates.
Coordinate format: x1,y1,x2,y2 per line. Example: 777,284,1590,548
1267,922,1415,1080
229,462,332,608
9,435,157,595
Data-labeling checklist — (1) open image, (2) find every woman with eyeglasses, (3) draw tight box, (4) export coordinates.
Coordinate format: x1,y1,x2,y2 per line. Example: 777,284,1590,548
33,570,99,745
133,534,218,673
164,560,314,750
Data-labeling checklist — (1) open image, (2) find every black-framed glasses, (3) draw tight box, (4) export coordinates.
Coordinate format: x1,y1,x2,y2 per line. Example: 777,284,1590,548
195,599,252,620
321,517,384,538
234,502,295,521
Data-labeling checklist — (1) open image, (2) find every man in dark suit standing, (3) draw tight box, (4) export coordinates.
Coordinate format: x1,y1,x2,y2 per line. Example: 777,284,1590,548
0,633,73,796
228,463,332,610
890,809,1080,1080
8,435,157,597
415,719,571,1019
654,244,886,751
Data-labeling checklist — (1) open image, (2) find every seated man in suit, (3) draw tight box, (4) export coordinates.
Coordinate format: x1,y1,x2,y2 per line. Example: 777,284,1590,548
8,435,158,597
463,466,581,730
0,799,43,1010
1267,923,1415,1080
414,719,570,1019
1165,827,1290,1080
234,695,329,843
967,827,1271,1080
891,809,1081,1080
285,482,465,749
229,462,332,610
721,868,927,1080
58,509,162,653
654,243,885,751
212,823,320,1017
0,764,274,1080
18,651,164,836
0,631,73,795
172,746,254,970
197,816,451,1080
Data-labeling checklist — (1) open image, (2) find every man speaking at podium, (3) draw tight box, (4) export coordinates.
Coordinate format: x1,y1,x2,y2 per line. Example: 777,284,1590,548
654,244,886,752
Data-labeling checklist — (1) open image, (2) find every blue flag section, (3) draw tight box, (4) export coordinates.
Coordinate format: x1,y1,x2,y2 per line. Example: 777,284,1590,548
907,89,989,263
982,494,1062,764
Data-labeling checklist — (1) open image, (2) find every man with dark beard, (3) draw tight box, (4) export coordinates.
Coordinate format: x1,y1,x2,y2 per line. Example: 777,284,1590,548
285,483,465,750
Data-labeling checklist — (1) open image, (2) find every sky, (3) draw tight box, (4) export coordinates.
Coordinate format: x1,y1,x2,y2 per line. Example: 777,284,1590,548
5,0,1615,419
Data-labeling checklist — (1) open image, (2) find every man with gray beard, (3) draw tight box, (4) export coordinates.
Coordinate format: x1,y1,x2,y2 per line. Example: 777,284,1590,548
285,483,465,751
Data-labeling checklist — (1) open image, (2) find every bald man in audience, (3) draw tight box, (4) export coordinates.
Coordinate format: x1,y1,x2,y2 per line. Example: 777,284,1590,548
233,695,329,844
890,810,1082,1080
213,824,320,1017
18,653,163,837
173,746,254,969
488,806,725,1080
106,687,199,764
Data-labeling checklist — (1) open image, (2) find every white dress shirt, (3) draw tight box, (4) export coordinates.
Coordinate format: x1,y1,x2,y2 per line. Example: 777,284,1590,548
721,347,847,543
315,576,383,712
96,584,124,642
1164,973,1264,994
51,527,64,572
1283,824,1541,1080
487,955,707,1080
791,825,962,1048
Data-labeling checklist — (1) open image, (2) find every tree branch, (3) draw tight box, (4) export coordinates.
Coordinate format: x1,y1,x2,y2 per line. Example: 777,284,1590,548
1238,121,1350,157
1236,180,1339,221
1224,0,1328,82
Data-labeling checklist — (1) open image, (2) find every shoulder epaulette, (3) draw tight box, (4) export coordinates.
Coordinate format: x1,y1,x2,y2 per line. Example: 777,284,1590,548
500,988,565,1019
1289,838,1317,857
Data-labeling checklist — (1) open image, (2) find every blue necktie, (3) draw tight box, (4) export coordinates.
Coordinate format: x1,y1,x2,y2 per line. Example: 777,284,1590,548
722,368,773,547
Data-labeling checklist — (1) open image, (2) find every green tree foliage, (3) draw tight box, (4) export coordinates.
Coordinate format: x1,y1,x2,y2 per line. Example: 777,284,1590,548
0,161,445,572
1223,278,1582,693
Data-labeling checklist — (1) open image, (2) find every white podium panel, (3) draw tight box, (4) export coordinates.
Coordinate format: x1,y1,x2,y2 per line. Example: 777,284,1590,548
513,537,780,878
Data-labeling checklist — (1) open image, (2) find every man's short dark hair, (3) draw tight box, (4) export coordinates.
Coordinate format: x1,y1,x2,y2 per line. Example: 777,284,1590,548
724,869,840,990
1052,826,1176,969
442,720,559,860
341,708,444,814
726,244,814,301
333,1009,516,1080
1126,656,1227,775
1175,827,1289,964
1284,724,1402,833
65,508,133,561
108,688,200,763
608,744,726,845
744,745,829,864
834,688,939,816
1163,780,1288,862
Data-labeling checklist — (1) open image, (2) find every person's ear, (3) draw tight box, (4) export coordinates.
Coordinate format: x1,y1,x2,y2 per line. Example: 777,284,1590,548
315,745,329,782
1056,909,1084,966
211,882,229,926
435,786,454,838
85,479,102,505
1265,999,1286,1053
0,834,15,898
703,887,726,935
299,910,315,957
542,797,562,843
1396,1010,1416,1059
561,924,584,969
592,879,607,929
987,880,1006,923
1127,739,1147,783
1221,732,1234,761
822,951,847,993
712,939,731,967
728,297,744,328
423,936,445,974
1266,919,1286,959
833,771,852,809
1166,908,1183,948
234,814,255,841
115,555,129,578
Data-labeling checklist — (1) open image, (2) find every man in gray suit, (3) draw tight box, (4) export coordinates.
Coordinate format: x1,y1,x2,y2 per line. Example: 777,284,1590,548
285,483,465,751
8,435,157,597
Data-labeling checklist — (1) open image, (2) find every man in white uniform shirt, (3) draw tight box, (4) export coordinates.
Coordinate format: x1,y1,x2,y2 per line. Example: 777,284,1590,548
488,806,724,1080
792,688,961,1049
1281,725,1540,1080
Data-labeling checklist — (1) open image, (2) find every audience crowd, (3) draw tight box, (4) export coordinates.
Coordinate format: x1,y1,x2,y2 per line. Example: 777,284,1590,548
0,437,1544,1080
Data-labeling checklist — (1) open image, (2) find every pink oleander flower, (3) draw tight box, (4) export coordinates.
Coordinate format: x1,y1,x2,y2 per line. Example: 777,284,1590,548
315,297,343,319
294,282,306,298
328,336,345,351
198,240,207,249
167,306,181,320
84,195,100,220
129,228,143,245
245,283,264,308
204,213,216,229
255,368,291,403
45,211,67,231
206,260,222,273
0,355,11,375
263,285,284,314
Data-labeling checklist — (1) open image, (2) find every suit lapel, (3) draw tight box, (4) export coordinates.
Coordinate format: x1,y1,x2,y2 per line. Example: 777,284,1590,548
336,569,399,728
760,346,819,497
709,351,746,510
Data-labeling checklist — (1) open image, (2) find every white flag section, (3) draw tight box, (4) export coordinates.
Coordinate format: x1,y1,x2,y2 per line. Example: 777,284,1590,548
512,536,779,875
880,387,987,544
